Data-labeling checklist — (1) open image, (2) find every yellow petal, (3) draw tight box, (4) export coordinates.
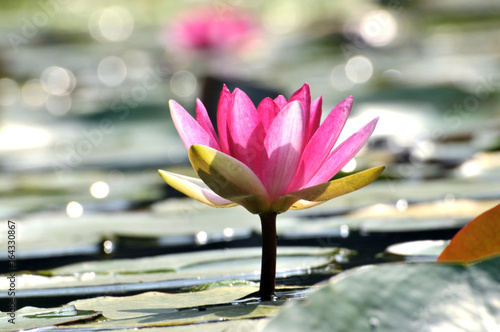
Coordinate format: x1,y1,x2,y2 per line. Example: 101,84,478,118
289,200,323,210
188,145,272,214
275,166,385,212
158,169,237,208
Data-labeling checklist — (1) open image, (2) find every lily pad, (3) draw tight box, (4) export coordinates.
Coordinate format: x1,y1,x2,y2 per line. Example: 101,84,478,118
0,247,345,299
0,305,101,332
5,287,283,330
384,240,449,262
262,256,500,331
0,207,258,260
47,246,342,276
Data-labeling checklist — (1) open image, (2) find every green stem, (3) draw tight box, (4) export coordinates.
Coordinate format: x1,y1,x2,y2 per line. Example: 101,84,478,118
259,212,277,301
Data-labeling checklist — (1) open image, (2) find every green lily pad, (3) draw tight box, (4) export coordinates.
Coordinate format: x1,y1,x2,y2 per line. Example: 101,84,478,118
73,286,285,328
6,287,283,330
384,240,449,262
147,318,270,331
0,207,258,260
0,305,101,332
1,247,346,295
262,256,500,331
47,246,342,276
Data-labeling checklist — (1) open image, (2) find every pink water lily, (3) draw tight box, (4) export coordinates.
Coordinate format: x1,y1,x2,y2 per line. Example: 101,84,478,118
168,7,257,54
159,83,383,300
159,83,383,215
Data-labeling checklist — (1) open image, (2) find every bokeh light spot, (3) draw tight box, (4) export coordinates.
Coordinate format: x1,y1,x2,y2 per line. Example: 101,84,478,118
170,70,197,97
223,228,235,238
195,231,208,245
46,95,72,116
459,160,481,177
98,56,127,87
262,0,300,34
66,201,83,218
103,240,114,254
360,10,398,47
396,198,408,211
330,65,354,91
90,181,110,199
41,66,76,96
89,6,134,42
0,78,20,106
345,56,373,84
21,79,49,107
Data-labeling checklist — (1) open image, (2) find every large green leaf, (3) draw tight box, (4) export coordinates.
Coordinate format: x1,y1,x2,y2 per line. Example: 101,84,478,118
262,256,500,331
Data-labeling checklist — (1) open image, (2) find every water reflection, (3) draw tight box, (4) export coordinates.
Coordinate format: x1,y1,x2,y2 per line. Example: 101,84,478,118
352,104,426,144
0,124,52,150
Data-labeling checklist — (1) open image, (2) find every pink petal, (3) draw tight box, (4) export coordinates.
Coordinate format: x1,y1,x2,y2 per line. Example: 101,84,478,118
308,96,323,141
288,96,352,191
289,83,311,139
238,97,280,173
305,117,379,187
257,97,279,132
216,84,233,155
227,88,262,171
169,100,220,150
259,101,306,198
273,95,288,110
196,98,219,145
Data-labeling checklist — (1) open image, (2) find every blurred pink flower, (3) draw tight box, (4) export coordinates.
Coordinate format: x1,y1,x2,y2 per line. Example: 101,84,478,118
168,7,257,54
159,83,383,215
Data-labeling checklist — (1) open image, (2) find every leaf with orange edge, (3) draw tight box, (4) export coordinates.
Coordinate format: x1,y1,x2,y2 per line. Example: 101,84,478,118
437,203,500,263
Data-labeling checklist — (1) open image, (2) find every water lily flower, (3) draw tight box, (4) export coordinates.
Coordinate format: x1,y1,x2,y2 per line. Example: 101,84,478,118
160,83,383,215
167,7,257,54
159,83,384,299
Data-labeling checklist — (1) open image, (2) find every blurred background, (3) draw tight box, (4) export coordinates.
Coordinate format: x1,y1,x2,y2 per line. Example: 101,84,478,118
1,0,500,270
